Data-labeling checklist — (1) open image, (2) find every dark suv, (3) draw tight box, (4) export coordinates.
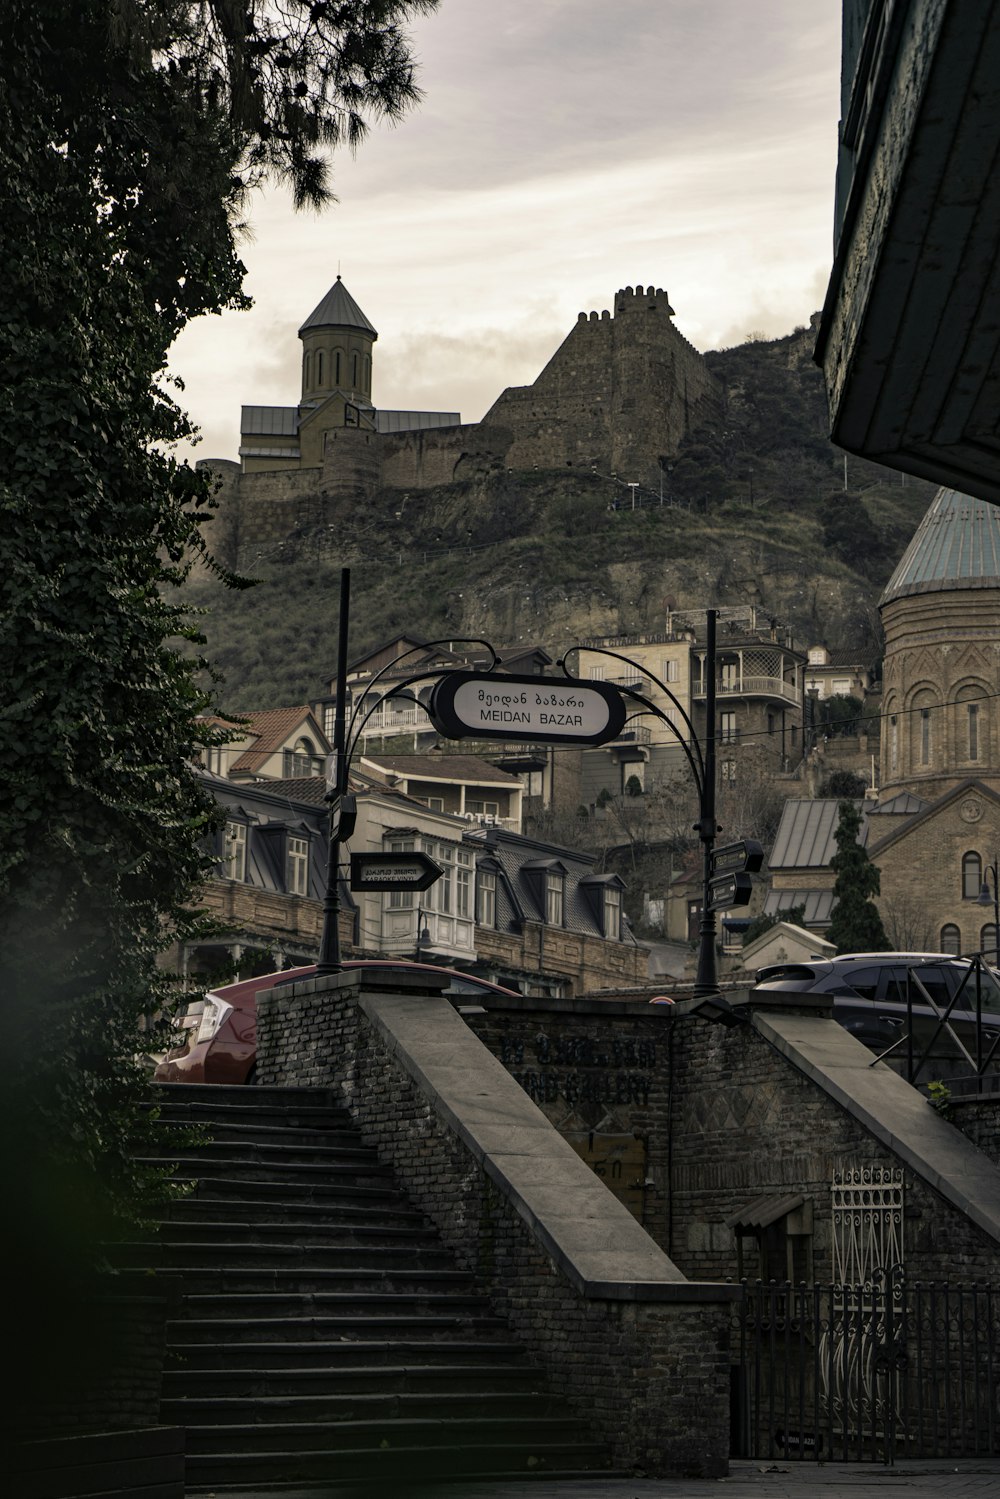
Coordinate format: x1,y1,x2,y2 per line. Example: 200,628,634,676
751,951,1000,1071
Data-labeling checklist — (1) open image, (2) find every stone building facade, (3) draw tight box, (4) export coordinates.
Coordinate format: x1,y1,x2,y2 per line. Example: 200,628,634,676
867,489,1000,954
200,278,721,570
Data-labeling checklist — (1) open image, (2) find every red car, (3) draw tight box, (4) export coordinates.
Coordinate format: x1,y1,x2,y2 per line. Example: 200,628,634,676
154,961,522,1085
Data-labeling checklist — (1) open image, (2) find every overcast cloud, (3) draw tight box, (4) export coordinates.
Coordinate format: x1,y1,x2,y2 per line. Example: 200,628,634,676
168,1,842,462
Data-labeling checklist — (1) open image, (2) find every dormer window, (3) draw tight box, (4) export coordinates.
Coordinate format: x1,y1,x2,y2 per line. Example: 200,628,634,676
477,868,497,927
286,835,309,896
223,820,247,882
545,872,564,926
580,873,625,938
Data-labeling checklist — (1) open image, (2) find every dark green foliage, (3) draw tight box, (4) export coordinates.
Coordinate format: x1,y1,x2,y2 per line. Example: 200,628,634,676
0,0,434,1393
818,694,866,737
826,801,890,954
819,770,869,798
742,904,806,947
819,493,888,579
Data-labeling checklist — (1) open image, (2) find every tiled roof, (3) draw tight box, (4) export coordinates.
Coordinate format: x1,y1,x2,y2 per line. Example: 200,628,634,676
881,487,1000,604
299,276,378,338
362,753,522,785
231,706,323,773
257,776,329,806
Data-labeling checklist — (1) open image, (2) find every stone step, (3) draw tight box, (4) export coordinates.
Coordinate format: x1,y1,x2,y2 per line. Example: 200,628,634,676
153,1218,442,1249
173,1290,495,1321
167,1338,528,1369
187,1436,610,1486
119,1238,457,1272
159,1173,404,1204
144,1155,392,1186
140,1135,380,1165
168,1313,509,1345
149,1083,343,1113
154,1118,366,1149
164,1195,427,1228
145,1260,477,1293
162,1362,540,1399
163,1388,565,1426
182,1414,595,1457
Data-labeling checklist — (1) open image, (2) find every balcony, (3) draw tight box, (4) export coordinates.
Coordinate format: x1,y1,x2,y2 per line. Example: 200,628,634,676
358,706,430,736
693,675,800,706
604,723,653,750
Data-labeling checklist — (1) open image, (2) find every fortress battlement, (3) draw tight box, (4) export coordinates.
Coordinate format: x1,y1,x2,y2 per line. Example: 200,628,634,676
576,286,676,324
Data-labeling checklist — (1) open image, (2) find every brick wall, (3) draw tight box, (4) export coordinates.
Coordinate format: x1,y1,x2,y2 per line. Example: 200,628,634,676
17,1288,175,1439
474,918,650,995
258,973,733,1477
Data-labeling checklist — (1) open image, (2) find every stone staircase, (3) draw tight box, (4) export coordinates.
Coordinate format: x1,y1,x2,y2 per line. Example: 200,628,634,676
134,1083,611,1491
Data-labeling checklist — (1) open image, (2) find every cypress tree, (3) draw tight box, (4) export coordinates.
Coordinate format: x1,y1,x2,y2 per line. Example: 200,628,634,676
826,800,890,953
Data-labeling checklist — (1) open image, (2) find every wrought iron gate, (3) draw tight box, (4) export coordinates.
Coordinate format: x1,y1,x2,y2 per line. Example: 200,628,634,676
733,1276,1000,1461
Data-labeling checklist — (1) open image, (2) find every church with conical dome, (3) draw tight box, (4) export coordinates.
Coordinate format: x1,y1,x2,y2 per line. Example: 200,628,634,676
866,489,1000,955
238,275,458,473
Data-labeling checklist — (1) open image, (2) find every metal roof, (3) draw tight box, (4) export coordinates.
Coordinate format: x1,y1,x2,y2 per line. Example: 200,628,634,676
880,488,1000,605
375,410,461,433
299,276,378,338
769,798,865,869
763,889,835,926
726,1192,804,1234
241,405,299,436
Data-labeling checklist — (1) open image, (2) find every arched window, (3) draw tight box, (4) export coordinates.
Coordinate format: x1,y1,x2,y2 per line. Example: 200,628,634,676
962,851,982,900
909,687,936,768
304,353,311,389
335,350,341,385
980,924,999,962
317,350,325,386
352,352,358,386
364,354,371,392
940,923,961,955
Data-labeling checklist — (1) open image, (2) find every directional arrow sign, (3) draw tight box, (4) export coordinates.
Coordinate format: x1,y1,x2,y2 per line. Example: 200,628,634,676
710,838,764,876
349,851,442,893
428,672,627,746
707,871,754,912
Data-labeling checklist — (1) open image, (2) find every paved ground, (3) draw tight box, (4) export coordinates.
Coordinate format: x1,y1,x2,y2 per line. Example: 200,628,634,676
202,1457,1000,1499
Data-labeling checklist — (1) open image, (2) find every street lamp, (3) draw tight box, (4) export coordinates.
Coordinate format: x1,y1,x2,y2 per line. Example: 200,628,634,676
977,857,999,963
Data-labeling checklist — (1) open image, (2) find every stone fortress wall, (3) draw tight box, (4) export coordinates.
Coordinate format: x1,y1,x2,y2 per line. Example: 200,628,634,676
199,284,722,571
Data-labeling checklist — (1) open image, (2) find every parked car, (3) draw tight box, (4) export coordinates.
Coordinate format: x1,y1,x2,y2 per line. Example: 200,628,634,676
154,960,522,1085
750,951,1000,1064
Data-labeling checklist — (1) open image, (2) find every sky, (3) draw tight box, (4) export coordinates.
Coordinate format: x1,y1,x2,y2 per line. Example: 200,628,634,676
168,0,844,464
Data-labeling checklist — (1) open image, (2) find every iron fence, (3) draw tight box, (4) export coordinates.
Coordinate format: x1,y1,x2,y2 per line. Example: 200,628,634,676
734,1273,999,1462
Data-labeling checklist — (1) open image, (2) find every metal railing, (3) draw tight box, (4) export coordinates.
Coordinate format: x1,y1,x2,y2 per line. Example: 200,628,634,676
874,956,1000,1084
734,1274,999,1463
693,675,800,704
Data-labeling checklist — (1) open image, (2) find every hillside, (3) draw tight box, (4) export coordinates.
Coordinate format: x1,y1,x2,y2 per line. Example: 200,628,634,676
178,323,935,711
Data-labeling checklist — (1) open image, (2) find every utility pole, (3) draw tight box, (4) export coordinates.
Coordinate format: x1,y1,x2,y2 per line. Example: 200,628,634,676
317,568,352,975
694,608,719,996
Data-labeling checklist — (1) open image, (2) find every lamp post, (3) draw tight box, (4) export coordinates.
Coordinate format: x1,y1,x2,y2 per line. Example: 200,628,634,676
563,608,721,996
977,857,999,963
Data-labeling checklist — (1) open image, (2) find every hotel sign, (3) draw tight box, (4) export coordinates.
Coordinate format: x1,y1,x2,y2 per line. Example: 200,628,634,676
428,673,628,746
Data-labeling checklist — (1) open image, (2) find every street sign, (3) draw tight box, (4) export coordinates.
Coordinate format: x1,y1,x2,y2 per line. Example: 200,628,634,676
349,851,442,893
711,838,764,875
326,792,357,842
428,672,628,746
707,871,754,912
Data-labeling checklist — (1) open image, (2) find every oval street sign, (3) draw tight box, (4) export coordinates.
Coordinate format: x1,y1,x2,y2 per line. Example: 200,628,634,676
428,672,628,746
349,851,442,893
